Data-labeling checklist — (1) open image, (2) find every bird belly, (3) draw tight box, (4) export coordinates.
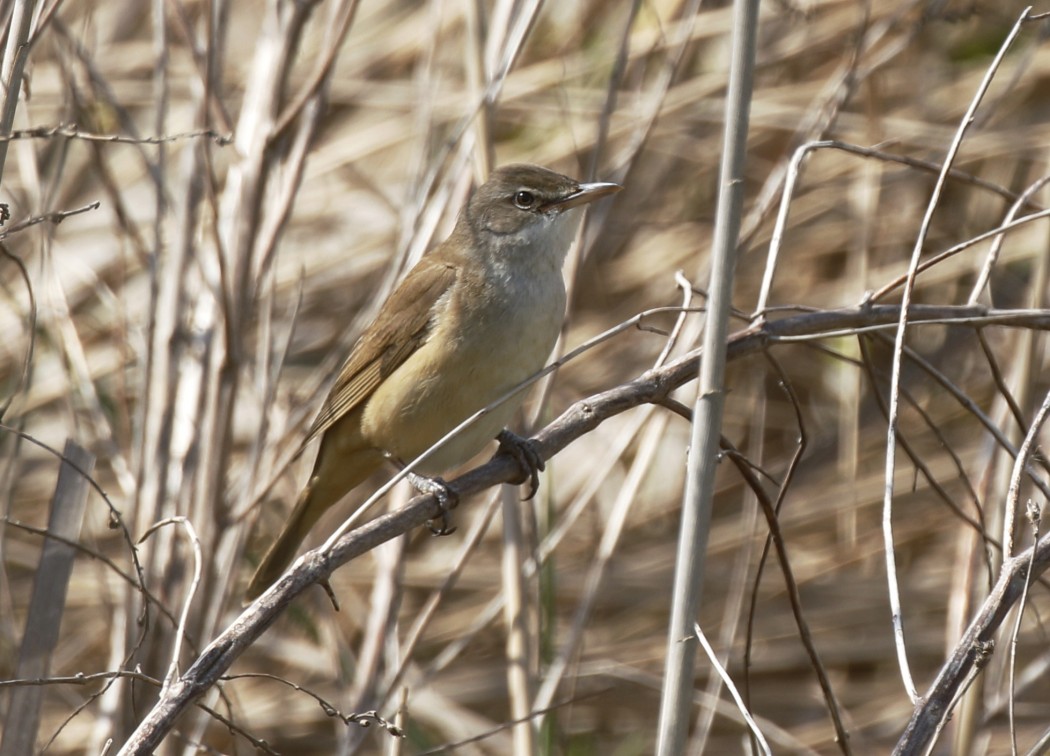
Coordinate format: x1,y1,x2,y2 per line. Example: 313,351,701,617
361,278,563,473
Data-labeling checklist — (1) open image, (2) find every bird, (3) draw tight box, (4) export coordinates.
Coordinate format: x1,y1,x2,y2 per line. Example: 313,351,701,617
245,164,621,600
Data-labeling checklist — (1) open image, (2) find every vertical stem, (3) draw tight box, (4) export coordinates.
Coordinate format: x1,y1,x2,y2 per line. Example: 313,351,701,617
0,0,38,183
655,0,760,751
0,441,93,756
501,485,534,755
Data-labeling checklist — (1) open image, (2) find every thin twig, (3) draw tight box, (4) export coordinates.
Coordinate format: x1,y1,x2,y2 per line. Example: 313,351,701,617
693,622,772,756
894,531,1050,754
0,123,231,144
1002,390,1050,560
1009,501,1041,756
880,9,1030,702
871,208,1050,303
721,438,851,753
0,243,36,419
0,201,101,240
137,517,203,692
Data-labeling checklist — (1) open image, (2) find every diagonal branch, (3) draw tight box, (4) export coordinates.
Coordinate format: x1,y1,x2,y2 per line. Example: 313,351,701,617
116,301,1050,752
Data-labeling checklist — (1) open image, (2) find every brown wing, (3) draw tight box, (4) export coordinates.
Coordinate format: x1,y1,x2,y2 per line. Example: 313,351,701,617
303,255,459,446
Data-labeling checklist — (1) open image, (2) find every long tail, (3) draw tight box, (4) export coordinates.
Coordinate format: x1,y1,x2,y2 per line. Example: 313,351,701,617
245,482,323,601
245,444,382,601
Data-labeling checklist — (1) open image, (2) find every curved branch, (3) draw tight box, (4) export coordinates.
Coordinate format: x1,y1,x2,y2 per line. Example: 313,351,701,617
893,533,1050,755
116,302,1050,753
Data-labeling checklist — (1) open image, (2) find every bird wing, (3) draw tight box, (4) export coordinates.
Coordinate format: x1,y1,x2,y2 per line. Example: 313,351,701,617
302,255,459,445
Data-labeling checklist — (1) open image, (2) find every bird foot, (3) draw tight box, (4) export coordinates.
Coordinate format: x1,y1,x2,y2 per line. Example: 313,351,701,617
497,429,545,499
407,472,459,535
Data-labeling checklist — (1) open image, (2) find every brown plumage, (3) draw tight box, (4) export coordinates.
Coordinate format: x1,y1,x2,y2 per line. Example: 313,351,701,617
246,164,621,600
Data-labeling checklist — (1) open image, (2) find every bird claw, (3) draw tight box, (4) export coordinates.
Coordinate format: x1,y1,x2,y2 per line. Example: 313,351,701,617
407,472,459,536
497,429,545,499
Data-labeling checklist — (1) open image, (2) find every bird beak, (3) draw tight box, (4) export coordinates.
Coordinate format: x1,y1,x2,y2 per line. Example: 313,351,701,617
541,181,622,212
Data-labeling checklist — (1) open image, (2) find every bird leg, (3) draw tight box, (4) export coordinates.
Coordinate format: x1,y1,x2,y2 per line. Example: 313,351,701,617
406,472,459,536
497,429,545,499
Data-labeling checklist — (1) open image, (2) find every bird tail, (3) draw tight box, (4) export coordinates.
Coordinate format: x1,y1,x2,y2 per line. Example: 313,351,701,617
245,483,323,601
245,444,382,601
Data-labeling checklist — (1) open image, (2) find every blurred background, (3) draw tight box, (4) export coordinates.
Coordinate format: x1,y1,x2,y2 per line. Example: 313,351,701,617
2,0,1050,753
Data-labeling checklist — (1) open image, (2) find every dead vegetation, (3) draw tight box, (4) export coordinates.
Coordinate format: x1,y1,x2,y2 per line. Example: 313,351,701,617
2,0,1050,753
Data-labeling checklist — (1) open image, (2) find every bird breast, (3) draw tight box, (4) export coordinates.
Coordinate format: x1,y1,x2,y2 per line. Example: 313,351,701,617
360,255,566,473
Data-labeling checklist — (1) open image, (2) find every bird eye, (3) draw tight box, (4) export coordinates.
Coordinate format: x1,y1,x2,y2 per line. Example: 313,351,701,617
513,190,536,209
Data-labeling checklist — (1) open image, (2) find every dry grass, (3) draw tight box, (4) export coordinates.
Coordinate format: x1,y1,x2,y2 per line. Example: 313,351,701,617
3,0,1050,753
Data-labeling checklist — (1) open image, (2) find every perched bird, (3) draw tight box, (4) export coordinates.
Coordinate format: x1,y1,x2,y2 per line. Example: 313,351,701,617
246,164,621,600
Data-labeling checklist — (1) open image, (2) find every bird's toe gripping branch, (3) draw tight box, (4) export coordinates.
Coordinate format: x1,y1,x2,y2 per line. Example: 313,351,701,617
407,472,459,535
497,429,545,499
